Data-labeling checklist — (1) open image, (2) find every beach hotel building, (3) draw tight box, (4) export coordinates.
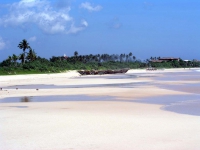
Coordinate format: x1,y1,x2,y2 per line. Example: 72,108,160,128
150,57,179,63
158,57,179,62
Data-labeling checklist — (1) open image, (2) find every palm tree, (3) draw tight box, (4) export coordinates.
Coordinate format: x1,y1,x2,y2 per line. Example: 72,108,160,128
74,51,78,62
123,54,126,62
128,52,132,62
89,54,93,62
7,56,12,66
97,54,101,62
133,56,136,62
126,54,128,62
12,54,18,66
74,51,78,57
18,53,25,64
100,54,104,62
120,54,123,62
27,48,37,62
18,39,30,64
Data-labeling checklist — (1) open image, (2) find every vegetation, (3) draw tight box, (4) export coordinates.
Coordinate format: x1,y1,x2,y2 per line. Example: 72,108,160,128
18,39,30,64
0,39,200,75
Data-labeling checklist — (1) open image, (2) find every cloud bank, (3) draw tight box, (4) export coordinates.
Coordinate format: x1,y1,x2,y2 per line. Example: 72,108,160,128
0,37,6,50
80,2,102,12
0,0,88,34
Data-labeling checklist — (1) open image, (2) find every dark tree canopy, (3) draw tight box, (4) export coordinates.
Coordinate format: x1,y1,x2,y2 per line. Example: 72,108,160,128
18,39,30,64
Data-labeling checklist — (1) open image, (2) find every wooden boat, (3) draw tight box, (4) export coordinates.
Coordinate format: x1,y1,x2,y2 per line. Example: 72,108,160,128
78,68,129,75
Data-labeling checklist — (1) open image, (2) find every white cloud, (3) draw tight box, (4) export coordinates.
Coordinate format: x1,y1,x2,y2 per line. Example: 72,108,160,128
80,2,102,12
67,20,88,34
0,0,88,34
29,36,37,42
0,37,6,50
81,20,88,27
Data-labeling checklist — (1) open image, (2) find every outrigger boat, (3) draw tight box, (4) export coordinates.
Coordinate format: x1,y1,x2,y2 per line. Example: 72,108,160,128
78,68,129,75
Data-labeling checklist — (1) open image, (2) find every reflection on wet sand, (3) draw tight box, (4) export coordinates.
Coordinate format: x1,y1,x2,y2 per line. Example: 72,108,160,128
0,71,200,116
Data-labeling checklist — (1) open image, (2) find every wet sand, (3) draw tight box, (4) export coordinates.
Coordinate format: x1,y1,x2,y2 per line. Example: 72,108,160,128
0,69,200,150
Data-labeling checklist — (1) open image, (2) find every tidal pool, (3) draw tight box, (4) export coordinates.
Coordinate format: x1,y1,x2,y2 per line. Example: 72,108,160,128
1,71,199,116
0,95,117,103
3,81,149,89
1,94,200,116
135,94,200,116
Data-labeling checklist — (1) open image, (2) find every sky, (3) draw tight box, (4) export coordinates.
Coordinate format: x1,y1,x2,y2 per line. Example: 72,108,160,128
0,0,200,61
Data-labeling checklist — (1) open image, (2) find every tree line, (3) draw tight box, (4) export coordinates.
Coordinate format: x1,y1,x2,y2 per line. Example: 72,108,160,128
0,39,199,75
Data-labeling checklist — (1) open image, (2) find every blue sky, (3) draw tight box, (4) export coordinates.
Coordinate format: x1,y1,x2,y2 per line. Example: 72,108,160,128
0,0,200,61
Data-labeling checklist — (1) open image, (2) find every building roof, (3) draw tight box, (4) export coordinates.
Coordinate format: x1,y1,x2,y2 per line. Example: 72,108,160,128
150,60,163,63
159,57,179,60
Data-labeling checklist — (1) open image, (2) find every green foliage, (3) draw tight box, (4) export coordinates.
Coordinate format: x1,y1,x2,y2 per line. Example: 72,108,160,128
26,48,37,62
18,39,31,64
0,40,200,75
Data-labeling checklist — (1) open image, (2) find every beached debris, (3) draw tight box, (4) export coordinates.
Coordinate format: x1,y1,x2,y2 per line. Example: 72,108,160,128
78,68,129,75
21,96,31,102
146,67,157,71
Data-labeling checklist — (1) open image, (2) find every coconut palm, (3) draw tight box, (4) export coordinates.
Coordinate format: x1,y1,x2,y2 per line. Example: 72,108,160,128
74,51,78,62
128,52,132,62
27,48,37,62
126,54,128,62
7,56,12,66
74,51,78,57
133,56,136,61
119,54,122,62
18,39,30,64
18,53,25,64
12,54,18,66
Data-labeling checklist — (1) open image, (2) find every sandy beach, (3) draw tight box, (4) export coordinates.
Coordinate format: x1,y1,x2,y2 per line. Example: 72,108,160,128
0,68,200,150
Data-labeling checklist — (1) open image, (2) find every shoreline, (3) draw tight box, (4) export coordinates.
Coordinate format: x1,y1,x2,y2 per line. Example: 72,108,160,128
0,68,199,83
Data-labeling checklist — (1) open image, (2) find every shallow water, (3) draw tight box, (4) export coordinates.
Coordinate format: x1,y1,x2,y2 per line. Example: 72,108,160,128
1,71,200,116
1,94,200,116
155,71,200,94
0,95,116,103
156,71,200,81
9,106,28,108
158,83,200,94
134,94,200,116
4,82,150,89
164,100,200,116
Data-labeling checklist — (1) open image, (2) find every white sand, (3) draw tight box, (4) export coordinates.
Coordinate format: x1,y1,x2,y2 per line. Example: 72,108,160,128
0,69,200,150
